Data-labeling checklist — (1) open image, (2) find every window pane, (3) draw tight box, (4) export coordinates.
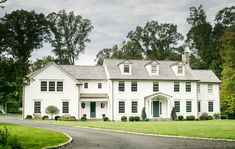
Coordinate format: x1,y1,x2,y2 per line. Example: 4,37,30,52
41,81,47,91
186,82,191,92
84,83,88,88
151,65,157,73
174,82,180,92
131,101,138,113
153,82,159,92
174,101,180,112
124,65,129,73
131,81,137,92
208,84,213,93
119,81,125,91
34,101,41,113
197,84,200,93
57,81,63,92
186,101,192,112
119,101,125,113
62,102,69,113
198,101,201,112
178,65,183,74
208,102,213,112
49,81,55,91
98,83,102,89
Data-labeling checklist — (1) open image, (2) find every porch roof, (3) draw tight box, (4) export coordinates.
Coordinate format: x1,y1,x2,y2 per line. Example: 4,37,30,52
80,93,109,98
144,92,172,99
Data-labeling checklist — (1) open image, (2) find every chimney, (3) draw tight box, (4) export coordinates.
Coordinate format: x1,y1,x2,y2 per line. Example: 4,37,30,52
182,48,190,64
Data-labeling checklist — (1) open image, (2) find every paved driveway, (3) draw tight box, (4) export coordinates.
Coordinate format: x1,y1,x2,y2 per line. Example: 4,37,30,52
0,119,235,149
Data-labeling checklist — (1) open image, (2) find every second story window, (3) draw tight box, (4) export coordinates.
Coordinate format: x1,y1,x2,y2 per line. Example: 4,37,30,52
178,65,183,74
174,82,180,92
98,83,102,89
208,84,213,93
153,82,159,92
119,81,125,91
185,82,191,92
151,65,157,73
84,83,88,89
57,81,63,92
131,81,137,92
197,84,200,93
49,81,55,91
124,64,130,73
41,81,47,91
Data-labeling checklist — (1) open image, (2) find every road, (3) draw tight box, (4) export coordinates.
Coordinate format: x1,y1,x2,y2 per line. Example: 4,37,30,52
0,119,235,149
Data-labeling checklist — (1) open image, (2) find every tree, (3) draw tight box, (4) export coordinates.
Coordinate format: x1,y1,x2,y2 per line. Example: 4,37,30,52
0,0,7,9
220,25,235,115
215,6,235,27
171,107,177,120
47,10,93,64
31,55,54,72
46,105,59,119
127,21,183,60
141,107,147,120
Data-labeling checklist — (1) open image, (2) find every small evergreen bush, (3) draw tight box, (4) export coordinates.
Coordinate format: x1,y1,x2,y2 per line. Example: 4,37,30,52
129,116,135,122
81,114,87,121
178,115,184,121
186,115,195,121
134,116,140,121
221,115,228,119
207,115,213,120
141,107,147,120
55,116,60,121
103,117,109,121
42,115,49,120
121,116,127,122
143,118,150,121
171,107,177,120
26,115,32,119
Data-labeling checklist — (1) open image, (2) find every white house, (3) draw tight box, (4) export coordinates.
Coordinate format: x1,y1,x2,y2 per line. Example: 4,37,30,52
23,52,220,120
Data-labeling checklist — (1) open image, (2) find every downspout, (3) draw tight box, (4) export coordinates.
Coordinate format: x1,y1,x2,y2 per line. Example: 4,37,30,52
76,83,82,119
22,85,25,119
112,80,114,121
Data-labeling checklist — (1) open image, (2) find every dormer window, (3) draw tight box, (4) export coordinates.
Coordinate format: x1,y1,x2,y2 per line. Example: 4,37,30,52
178,65,183,74
124,64,130,73
151,65,157,74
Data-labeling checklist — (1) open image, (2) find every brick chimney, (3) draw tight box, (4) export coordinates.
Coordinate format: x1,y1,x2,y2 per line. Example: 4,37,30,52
182,48,190,64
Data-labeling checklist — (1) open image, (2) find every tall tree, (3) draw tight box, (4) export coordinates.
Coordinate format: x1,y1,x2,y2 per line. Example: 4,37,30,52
127,21,183,60
0,0,7,8
47,10,93,65
31,55,54,72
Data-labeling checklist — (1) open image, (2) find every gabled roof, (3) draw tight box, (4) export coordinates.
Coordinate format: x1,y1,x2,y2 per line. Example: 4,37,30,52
144,60,160,66
117,60,132,66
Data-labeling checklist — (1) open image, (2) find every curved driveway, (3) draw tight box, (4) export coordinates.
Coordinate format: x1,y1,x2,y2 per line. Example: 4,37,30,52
1,119,235,149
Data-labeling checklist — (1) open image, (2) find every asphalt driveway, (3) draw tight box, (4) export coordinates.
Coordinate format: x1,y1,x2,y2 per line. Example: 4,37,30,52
0,118,235,149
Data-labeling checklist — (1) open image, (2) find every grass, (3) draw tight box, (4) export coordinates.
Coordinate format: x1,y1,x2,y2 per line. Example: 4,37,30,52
43,120,235,140
0,122,69,149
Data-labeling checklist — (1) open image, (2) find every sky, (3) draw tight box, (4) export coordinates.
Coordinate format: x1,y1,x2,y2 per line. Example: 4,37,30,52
0,0,234,65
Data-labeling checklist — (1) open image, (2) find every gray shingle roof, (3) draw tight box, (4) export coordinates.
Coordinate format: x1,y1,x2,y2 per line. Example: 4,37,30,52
192,70,220,83
104,59,199,81
59,65,107,80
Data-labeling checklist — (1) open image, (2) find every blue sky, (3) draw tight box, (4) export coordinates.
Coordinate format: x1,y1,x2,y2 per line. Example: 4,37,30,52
0,0,234,65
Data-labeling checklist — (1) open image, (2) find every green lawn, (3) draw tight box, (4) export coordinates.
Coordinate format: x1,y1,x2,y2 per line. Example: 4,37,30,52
43,120,235,140
0,123,69,149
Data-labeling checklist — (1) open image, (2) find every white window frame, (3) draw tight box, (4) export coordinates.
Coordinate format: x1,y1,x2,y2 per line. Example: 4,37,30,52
118,81,125,92
151,65,157,74
118,101,125,113
186,100,192,112
178,65,183,74
98,83,102,89
153,82,159,92
131,100,138,114
208,101,214,112
185,82,191,92
62,101,69,113
124,64,130,74
34,101,41,113
208,84,213,93
131,81,137,92
84,82,88,89
174,100,180,112
174,82,180,92
49,81,55,92
41,81,47,92
57,81,63,92
197,83,200,93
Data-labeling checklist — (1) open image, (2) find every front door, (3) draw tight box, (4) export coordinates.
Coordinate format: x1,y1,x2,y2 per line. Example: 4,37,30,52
153,101,160,117
90,102,96,118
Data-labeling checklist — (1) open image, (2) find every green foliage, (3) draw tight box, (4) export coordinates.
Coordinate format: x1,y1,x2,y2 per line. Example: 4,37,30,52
207,115,214,120
0,127,23,149
80,114,87,121
0,127,10,146
220,115,228,119
26,115,32,119
143,118,150,121
59,115,76,121
171,107,177,120
129,116,134,122
141,107,147,120
47,10,93,64
46,106,59,119
31,55,54,72
42,115,49,120
121,116,127,122
134,116,140,121
103,117,109,121
186,115,195,121
199,113,209,120
54,116,60,121
178,115,184,121
215,6,235,27
213,113,220,119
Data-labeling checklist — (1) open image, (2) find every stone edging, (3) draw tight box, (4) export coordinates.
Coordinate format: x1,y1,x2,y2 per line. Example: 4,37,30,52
42,133,73,149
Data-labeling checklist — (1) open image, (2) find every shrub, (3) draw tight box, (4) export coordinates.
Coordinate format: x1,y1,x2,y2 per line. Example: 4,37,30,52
46,105,59,119
26,115,32,119
59,115,76,121
121,116,127,122
81,114,87,121
199,113,208,120
186,115,195,121
33,113,41,119
103,117,109,121
129,116,135,122
208,115,213,120
55,116,60,121
143,118,150,121
178,115,184,121
171,107,177,120
7,135,24,149
102,114,105,118
213,113,220,119
221,115,228,119
141,107,147,120
42,115,49,120
0,127,23,149
134,116,140,121
0,127,10,146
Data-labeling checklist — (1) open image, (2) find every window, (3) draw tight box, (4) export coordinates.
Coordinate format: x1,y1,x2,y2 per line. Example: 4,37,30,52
118,81,125,91
131,101,138,113
153,82,159,92
131,81,137,92
208,84,213,93
98,83,102,89
57,81,63,92
185,82,191,92
178,65,183,74
34,101,41,113
186,101,192,112
151,65,157,73
197,84,200,93
84,83,88,89
119,101,125,113
208,101,213,112
174,101,180,112
41,81,47,91
198,101,201,112
174,82,180,92
49,81,55,91
124,64,130,73
62,102,69,113
160,102,162,115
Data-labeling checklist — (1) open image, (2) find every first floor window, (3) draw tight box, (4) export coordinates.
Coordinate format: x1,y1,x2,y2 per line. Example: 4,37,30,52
41,81,47,91
174,101,180,112
119,81,125,91
62,102,69,113
84,83,88,88
131,101,138,113
119,101,125,113
174,82,180,92
185,82,191,92
131,81,137,92
98,83,102,89
198,101,201,112
153,82,159,92
49,81,55,91
186,101,192,112
208,101,213,112
34,101,41,113
57,81,63,92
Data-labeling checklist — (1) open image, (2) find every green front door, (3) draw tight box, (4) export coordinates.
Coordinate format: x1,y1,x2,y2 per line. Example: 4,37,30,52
153,101,160,117
90,102,96,118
